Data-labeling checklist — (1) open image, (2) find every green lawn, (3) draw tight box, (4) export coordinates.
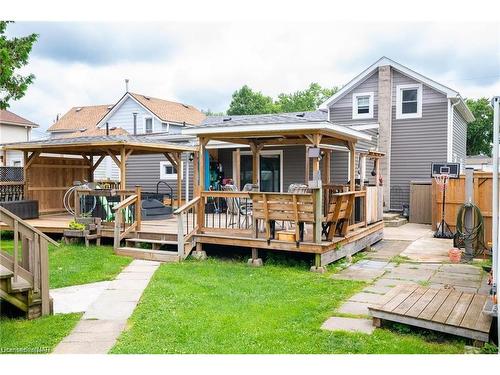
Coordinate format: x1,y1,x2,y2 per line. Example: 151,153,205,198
0,313,81,354
111,259,465,354
0,233,132,289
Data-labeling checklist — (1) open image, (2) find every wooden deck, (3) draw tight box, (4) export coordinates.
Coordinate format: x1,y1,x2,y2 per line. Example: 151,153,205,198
369,285,493,343
0,212,384,263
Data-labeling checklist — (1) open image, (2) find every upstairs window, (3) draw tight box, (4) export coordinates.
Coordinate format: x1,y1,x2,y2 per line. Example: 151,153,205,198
352,92,374,119
161,122,169,132
396,84,422,119
144,117,153,133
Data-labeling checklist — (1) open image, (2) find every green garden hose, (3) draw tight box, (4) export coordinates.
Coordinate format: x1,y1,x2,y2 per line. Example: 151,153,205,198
454,202,487,257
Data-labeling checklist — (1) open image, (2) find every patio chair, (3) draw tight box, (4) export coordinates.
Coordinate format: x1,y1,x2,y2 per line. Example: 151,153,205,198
221,184,253,228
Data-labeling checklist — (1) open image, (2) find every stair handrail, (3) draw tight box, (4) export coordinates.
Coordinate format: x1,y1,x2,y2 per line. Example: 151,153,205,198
0,206,56,317
111,187,142,250
174,197,200,258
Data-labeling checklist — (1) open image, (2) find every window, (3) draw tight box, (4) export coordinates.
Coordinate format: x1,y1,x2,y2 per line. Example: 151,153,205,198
144,117,153,133
161,122,169,132
352,92,374,119
396,84,422,119
12,160,21,167
160,161,183,180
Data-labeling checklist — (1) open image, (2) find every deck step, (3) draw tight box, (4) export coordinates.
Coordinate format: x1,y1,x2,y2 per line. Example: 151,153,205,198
10,276,32,293
115,247,180,262
125,238,178,245
384,217,408,227
0,264,14,279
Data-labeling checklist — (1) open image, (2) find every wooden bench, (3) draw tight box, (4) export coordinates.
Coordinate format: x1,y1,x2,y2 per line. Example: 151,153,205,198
250,192,314,245
322,191,355,240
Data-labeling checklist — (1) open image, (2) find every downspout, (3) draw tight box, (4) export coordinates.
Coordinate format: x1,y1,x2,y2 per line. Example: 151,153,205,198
447,97,459,163
491,96,499,324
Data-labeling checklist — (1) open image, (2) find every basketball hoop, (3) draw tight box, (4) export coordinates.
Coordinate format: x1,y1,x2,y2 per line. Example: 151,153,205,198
434,173,449,191
431,162,460,239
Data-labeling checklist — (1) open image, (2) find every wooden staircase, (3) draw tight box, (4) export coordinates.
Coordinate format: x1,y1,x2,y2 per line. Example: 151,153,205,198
0,206,58,319
115,236,182,262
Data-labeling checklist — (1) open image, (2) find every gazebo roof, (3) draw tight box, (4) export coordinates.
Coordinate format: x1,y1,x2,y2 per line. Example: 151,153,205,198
2,134,196,155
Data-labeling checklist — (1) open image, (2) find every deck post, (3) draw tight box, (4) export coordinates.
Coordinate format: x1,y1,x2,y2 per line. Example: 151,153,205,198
177,212,185,259
234,148,241,189
176,152,182,209
193,150,199,197
120,147,127,190
114,208,121,250
247,247,263,267
249,141,261,188
197,138,208,233
135,185,142,232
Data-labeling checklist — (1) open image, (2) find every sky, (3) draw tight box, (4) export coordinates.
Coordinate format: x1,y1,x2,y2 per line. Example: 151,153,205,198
5,21,500,132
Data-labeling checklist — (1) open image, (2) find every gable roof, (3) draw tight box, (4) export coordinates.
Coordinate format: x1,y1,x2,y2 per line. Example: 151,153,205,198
0,109,38,128
47,104,112,132
96,92,206,128
319,56,475,122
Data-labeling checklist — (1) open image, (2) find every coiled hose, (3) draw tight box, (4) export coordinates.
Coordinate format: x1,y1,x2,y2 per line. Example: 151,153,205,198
454,202,487,257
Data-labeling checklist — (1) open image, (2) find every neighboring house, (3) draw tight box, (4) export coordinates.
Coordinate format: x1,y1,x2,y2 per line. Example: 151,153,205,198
47,92,205,185
320,56,474,211
466,155,495,172
0,109,39,167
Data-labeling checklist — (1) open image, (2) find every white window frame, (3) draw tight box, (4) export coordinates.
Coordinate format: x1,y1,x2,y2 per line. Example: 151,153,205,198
143,116,154,134
161,122,170,133
160,160,183,180
396,83,422,119
352,92,374,120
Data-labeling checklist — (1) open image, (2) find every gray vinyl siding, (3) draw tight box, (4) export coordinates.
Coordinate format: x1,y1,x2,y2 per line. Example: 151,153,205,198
126,153,194,200
328,71,379,185
392,70,446,104
452,108,467,164
390,69,448,210
390,102,448,210
329,71,379,124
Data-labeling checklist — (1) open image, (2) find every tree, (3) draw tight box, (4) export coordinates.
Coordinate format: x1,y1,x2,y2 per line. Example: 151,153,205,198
0,21,38,109
276,83,338,112
202,109,225,116
227,85,278,115
466,98,494,156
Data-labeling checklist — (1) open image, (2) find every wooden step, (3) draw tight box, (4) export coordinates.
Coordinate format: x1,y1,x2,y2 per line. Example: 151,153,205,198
125,238,178,246
115,247,180,262
0,264,13,280
10,276,32,293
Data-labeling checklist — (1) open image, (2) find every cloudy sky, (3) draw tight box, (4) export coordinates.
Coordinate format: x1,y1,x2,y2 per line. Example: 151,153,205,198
6,21,500,131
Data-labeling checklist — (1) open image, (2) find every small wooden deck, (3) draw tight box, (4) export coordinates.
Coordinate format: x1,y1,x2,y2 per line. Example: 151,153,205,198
369,285,493,343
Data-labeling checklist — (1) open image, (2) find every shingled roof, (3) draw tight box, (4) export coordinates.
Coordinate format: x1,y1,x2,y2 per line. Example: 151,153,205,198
0,109,38,127
201,110,328,127
47,104,112,132
127,92,206,125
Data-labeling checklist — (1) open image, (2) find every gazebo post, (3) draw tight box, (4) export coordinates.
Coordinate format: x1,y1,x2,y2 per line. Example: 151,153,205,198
176,152,182,208
193,150,199,197
120,147,127,190
348,141,356,192
193,137,208,260
249,141,261,190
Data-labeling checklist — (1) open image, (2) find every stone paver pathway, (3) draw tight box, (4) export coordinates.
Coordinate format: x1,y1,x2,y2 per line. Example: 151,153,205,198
53,259,159,354
323,224,489,335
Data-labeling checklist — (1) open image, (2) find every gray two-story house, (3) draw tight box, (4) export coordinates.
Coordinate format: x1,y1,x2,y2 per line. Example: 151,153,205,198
320,56,474,210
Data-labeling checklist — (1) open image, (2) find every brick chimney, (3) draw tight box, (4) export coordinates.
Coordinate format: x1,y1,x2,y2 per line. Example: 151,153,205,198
377,65,392,210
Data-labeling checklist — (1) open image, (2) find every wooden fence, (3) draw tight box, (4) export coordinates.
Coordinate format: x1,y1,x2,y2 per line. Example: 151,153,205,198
26,156,89,214
432,171,493,245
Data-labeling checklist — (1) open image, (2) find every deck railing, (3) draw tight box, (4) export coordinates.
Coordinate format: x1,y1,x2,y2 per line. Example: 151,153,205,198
174,196,200,257
198,191,254,235
0,206,58,316
75,187,142,249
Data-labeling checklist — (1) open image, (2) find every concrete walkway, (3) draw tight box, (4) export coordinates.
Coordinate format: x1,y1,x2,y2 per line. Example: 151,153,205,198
50,281,110,314
53,259,159,354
